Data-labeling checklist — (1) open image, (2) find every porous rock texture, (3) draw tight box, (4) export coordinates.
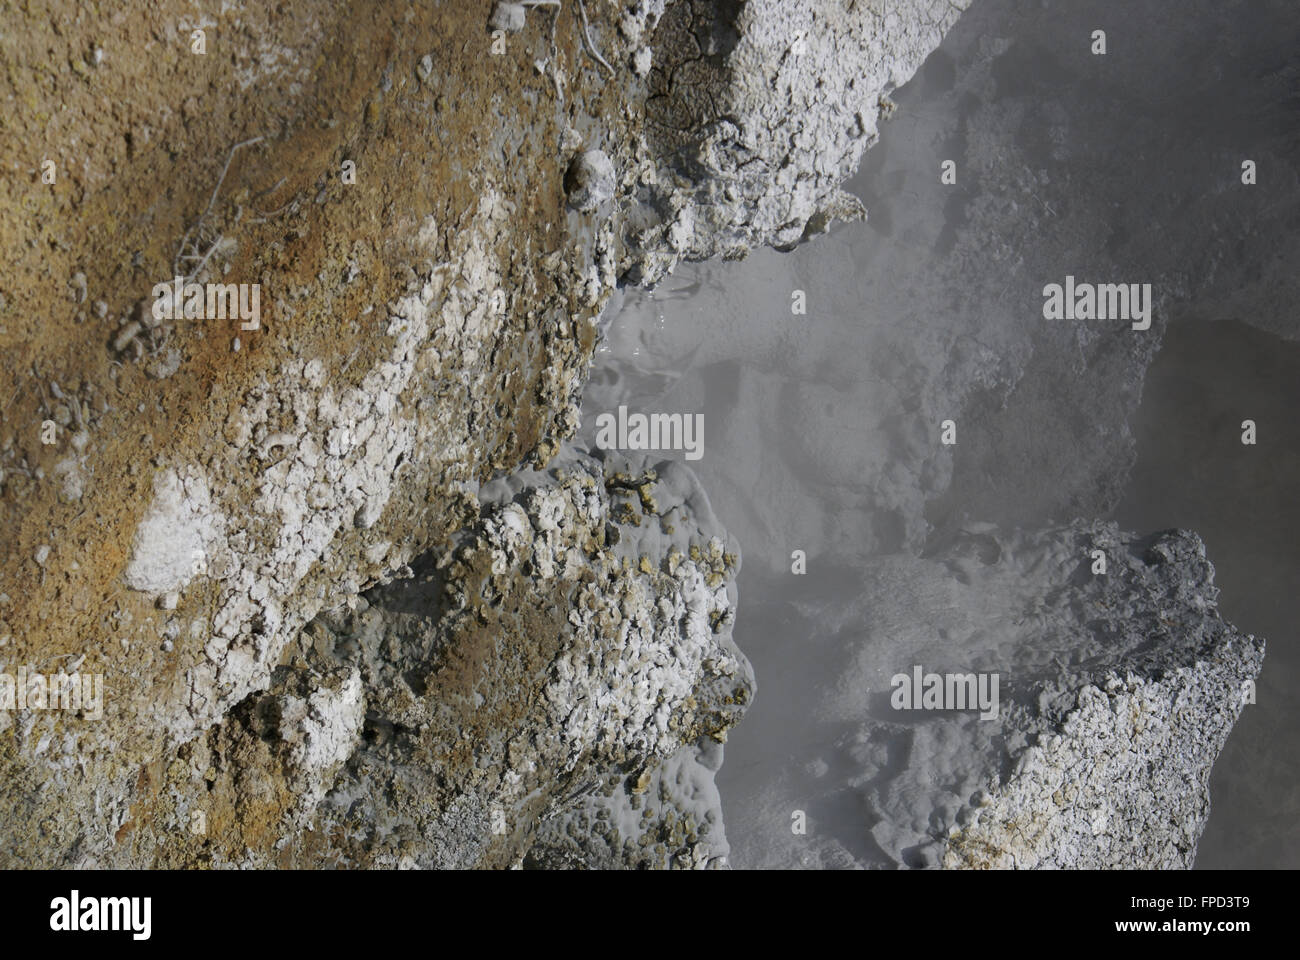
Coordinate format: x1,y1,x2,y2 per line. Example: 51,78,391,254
527,735,735,869
724,521,1263,869
76,450,750,867
629,0,974,282
1,0,970,867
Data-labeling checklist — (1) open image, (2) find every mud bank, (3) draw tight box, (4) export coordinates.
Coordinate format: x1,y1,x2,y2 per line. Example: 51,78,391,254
1,1,969,866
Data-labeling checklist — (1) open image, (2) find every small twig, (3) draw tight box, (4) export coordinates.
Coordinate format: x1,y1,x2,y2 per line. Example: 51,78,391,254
575,0,615,76
251,175,287,201
548,10,563,99
173,136,265,279
1030,191,1057,218
204,137,265,221
188,234,224,280
2,383,22,416
515,0,564,99
248,198,296,223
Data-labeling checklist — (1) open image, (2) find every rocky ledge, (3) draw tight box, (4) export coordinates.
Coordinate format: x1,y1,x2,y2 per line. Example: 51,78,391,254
0,0,1264,869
